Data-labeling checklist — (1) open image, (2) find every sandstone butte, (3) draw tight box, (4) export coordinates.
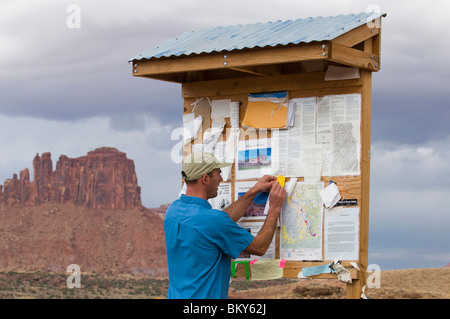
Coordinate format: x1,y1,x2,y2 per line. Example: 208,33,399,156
0,147,168,275
0,147,142,210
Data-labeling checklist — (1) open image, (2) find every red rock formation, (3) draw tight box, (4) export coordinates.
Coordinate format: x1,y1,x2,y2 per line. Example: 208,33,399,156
0,203,168,275
0,147,142,210
0,147,168,275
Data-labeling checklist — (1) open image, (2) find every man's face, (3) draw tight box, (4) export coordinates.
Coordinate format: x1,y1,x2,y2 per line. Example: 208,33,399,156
205,168,223,199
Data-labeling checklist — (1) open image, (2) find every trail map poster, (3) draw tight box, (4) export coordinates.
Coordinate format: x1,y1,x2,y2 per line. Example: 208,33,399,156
280,182,324,260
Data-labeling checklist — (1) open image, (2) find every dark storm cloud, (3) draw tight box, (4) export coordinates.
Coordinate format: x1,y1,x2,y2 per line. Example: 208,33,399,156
0,0,187,124
371,94,450,144
368,137,450,269
0,68,182,125
2,0,448,136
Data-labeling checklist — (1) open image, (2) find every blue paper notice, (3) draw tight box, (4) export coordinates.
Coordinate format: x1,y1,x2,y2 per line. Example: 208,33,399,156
300,263,335,277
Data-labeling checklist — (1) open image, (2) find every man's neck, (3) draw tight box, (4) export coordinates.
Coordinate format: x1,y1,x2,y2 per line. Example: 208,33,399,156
185,185,208,201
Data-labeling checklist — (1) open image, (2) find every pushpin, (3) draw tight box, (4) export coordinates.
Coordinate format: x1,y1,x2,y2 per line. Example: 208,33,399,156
277,175,285,187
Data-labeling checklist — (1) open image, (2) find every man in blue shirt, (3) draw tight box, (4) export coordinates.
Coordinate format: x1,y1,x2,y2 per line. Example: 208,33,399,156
164,151,286,299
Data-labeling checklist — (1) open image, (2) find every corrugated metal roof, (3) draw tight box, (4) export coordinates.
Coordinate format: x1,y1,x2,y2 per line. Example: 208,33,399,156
129,12,385,62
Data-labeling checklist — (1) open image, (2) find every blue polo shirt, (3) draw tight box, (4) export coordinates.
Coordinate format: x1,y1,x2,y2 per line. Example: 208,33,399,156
164,194,254,299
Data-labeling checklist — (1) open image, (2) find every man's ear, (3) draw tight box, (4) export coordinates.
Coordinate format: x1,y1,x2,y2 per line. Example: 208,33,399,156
200,173,208,184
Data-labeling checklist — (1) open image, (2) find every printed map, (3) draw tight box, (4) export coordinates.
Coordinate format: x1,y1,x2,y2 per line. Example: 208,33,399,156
333,122,358,174
280,182,323,260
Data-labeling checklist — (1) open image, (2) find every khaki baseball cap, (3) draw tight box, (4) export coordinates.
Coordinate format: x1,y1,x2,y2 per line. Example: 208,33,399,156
182,151,232,181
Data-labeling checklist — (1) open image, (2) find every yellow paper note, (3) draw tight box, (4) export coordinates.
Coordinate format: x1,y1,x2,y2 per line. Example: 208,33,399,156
277,175,286,187
250,259,284,281
242,101,288,129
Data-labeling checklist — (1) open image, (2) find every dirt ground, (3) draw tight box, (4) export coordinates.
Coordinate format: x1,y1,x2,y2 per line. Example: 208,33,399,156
0,267,448,299
229,267,450,299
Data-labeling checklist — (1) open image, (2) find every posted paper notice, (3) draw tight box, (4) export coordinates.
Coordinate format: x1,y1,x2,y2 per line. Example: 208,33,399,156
324,207,359,260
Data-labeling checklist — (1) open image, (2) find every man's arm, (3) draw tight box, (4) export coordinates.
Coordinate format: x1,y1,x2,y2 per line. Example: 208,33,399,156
243,182,286,256
223,175,277,222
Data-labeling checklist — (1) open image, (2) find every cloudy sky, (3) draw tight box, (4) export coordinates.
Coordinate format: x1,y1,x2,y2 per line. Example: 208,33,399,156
1,0,449,272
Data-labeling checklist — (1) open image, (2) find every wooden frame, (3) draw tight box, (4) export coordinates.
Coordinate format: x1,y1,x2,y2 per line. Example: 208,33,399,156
131,16,383,299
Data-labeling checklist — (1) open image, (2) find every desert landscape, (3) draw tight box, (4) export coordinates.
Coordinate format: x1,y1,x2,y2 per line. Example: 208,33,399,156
0,147,448,299
0,267,448,299
229,267,450,299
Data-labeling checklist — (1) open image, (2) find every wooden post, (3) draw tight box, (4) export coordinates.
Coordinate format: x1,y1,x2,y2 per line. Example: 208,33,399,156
346,69,372,299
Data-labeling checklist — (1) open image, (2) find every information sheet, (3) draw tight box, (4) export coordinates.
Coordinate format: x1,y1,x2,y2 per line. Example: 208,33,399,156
208,183,231,211
324,207,359,260
236,221,276,259
235,181,269,220
316,94,361,176
235,138,272,180
272,97,317,177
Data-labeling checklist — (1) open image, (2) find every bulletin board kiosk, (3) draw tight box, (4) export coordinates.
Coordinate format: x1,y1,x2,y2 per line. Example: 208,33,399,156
130,12,385,299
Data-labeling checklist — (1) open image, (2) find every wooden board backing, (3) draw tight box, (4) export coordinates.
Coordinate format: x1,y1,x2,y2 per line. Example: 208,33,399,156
181,69,372,298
